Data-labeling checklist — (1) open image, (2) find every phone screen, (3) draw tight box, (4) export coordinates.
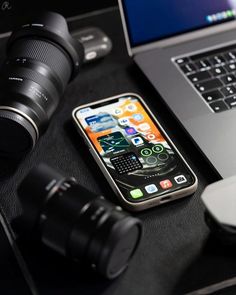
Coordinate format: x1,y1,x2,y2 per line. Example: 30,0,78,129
75,94,196,203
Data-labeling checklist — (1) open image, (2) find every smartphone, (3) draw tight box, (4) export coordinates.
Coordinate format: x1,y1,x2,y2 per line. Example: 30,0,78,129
0,209,38,294
72,93,198,211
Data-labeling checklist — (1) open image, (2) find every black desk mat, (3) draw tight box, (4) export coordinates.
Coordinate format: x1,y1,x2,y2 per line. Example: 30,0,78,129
0,7,235,295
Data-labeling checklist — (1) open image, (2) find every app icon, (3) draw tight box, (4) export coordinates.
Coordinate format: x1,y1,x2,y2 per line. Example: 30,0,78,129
131,137,144,146
152,144,164,154
125,127,137,135
211,14,216,21
85,113,117,133
98,132,129,153
130,189,143,199
113,108,123,116
147,133,156,140
132,113,144,121
126,103,137,112
160,179,173,189
227,10,232,17
138,123,150,131
206,15,213,23
222,11,227,19
145,184,158,194
174,175,187,184
118,117,130,126
216,12,223,21
140,148,152,157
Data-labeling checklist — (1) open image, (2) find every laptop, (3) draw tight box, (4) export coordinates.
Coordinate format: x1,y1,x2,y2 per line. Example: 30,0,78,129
118,0,236,178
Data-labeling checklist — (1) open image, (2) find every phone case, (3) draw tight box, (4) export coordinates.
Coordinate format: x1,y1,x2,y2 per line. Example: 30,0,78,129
72,93,198,211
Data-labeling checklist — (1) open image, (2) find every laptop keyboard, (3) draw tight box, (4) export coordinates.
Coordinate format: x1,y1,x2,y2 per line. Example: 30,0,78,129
174,44,236,113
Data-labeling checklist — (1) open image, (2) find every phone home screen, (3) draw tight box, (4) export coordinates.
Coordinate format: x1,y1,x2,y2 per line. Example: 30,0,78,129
76,95,195,203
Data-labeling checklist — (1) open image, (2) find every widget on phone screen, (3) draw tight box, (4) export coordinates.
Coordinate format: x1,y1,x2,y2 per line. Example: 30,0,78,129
160,179,173,189
111,152,143,174
140,145,166,157
140,144,170,167
98,132,129,153
85,113,116,133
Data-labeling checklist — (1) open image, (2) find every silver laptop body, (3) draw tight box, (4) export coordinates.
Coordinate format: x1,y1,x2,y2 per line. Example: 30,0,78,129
119,0,236,178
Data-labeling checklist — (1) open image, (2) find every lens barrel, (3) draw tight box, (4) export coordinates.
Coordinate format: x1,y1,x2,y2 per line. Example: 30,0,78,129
0,12,84,158
18,164,142,279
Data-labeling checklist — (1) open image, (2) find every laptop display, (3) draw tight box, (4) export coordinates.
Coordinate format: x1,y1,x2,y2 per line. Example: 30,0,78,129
120,0,236,178
122,0,236,47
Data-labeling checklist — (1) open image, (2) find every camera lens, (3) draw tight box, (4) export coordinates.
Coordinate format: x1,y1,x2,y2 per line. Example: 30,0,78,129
18,164,142,279
0,12,84,157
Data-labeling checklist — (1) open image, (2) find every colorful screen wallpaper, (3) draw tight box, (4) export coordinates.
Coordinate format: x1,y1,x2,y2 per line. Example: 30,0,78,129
76,95,195,202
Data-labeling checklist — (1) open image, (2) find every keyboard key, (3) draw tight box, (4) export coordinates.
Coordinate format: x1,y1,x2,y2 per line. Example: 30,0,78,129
175,44,236,114
209,55,225,65
202,90,223,102
209,100,229,112
180,63,196,74
175,57,189,65
221,85,236,96
225,62,236,72
195,78,223,92
195,59,211,70
191,44,236,61
224,51,236,62
188,71,211,83
221,74,236,85
210,66,226,76
225,95,236,108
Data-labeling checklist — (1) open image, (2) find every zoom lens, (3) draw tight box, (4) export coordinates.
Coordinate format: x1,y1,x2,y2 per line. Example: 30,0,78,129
18,164,142,279
0,12,84,157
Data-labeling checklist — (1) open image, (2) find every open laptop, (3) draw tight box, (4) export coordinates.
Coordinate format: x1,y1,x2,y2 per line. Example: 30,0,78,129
119,0,236,178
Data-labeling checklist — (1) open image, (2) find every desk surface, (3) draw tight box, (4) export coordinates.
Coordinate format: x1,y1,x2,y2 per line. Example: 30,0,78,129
0,8,235,295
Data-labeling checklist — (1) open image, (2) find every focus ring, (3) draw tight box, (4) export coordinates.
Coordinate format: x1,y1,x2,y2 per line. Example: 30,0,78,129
8,38,71,90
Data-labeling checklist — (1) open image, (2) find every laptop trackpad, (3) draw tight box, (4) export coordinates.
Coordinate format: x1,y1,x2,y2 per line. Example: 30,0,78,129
185,109,236,178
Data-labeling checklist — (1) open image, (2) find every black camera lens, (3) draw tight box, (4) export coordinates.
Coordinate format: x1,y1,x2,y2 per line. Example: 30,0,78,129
0,12,84,158
18,164,142,279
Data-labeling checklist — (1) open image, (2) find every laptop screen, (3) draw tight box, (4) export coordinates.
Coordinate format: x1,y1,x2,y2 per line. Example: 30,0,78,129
121,0,236,47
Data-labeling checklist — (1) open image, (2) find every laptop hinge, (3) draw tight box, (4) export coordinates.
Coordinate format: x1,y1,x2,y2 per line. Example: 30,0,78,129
131,20,236,56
